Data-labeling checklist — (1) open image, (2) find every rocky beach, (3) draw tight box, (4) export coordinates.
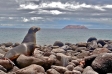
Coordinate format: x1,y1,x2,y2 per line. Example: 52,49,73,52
0,37,112,74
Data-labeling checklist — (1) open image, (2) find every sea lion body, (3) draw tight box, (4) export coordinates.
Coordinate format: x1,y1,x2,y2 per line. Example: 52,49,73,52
22,26,40,44
4,43,36,60
4,26,40,61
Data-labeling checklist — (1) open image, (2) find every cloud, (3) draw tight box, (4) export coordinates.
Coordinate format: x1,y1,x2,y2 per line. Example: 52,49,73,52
18,1,106,11
0,0,112,28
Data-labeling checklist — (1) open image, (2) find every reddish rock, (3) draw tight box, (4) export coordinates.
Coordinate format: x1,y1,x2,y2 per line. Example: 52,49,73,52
16,64,45,74
0,59,14,70
92,48,111,55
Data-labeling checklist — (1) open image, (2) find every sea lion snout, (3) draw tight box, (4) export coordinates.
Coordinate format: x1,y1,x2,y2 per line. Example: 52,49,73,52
34,27,40,32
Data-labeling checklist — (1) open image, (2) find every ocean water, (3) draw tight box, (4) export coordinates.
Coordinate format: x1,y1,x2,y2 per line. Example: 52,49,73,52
0,28,112,45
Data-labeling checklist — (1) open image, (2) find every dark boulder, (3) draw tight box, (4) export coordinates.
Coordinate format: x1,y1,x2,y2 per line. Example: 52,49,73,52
87,37,97,42
53,41,64,47
97,40,106,46
84,55,97,67
92,53,112,73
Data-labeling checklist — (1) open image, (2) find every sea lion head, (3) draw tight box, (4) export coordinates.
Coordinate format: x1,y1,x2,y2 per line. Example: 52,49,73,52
28,26,40,33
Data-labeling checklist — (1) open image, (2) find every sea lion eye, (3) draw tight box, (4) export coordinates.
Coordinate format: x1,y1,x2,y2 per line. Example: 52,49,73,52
34,27,40,32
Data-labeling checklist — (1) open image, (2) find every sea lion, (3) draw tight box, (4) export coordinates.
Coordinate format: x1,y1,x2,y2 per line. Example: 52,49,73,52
22,26,40,44
4,42,36,61
4,26,40,60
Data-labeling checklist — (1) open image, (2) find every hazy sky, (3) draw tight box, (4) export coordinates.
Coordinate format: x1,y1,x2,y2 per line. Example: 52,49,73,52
0,0,112,29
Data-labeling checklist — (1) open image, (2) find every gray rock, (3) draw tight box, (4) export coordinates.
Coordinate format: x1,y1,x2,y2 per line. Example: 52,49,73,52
82,66,98,74
51,65,67,74
67,62,76,67
56,53,71,66
0,70,7,74
61,45,71,51
76,42,87,47
9,66,19,72
16,54,45,68
75,47,88,52
64,70,81,74
46,69,60,74
33,49,44,58
105,44,112,51
66,65,74,71
87,40,98,50
76,50,90,58
71,60,80,66
4,42,13,47
0,65,7,72
65,43,72,46
13,43,20,47
70,44,77,51
74,66,83,73
52,48,65,53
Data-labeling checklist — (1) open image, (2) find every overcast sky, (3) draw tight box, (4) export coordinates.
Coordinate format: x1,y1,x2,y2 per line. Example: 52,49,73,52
0,0,112,29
